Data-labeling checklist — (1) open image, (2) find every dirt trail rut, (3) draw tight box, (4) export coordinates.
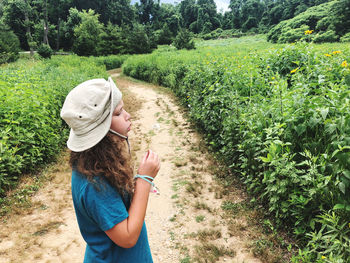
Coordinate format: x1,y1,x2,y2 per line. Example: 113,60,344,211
0,71,263,263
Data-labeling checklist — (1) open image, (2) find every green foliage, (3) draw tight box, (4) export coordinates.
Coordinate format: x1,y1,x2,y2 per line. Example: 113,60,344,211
267,1,344,44
126,23,152,54
173,29,195,50
61,7,82,51
313,30,339,43
0,55,108,195
292,211,350,262
94,55,129,70
37,44,53,59
72,9,103,56
201,28,244,40
97,22,124,56
0,22,20,64
340,32,350,42
155,23,173,45
123,36,350,260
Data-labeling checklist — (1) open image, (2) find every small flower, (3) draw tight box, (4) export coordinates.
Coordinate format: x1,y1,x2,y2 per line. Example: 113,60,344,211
305,30,314,35
341,61,348,67
267,65,270,69
272,77,275,80
325,54,332,57
332,50,341,55
290,67,299,74
322,256,326,259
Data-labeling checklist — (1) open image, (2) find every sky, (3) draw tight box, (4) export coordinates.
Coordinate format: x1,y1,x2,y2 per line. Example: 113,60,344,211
131,0,231,13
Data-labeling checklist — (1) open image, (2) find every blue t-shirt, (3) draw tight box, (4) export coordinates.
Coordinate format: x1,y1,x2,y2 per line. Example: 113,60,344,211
71,170,153,263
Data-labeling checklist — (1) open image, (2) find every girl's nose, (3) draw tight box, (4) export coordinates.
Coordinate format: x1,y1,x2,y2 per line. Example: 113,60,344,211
125,111,131,121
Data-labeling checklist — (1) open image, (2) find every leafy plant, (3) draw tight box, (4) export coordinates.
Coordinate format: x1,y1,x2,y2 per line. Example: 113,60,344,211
37,44,53,58
0,22,20,64
0,55,109,195
122,36,350,259
173,29,195,50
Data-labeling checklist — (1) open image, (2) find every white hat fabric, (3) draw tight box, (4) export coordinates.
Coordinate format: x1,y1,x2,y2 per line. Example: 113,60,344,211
60,77,122,152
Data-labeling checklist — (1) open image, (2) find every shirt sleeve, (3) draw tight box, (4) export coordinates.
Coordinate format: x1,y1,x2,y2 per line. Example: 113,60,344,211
82,179,129,232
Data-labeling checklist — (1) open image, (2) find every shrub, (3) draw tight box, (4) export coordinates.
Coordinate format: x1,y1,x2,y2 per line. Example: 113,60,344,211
313,30,339,43
94,55,129,70
173,29,195,50
122,37,350,260
126,23,152,54
0,55,108,195
340,32,350,42
156,24,173,45
267,1,337,43
37,44,53,58
0,22,20,64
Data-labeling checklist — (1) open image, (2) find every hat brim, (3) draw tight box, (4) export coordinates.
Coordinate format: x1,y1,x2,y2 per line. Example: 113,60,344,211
67,111,112,152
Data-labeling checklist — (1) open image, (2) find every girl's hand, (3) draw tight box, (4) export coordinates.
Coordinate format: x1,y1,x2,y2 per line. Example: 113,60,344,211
137,150,160,179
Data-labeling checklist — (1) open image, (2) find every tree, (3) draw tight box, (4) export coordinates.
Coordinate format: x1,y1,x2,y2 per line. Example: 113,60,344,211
97,22,125,55
179,0,198,28
156,23,173,45
47,0,73,50
136,0,154,24
197,0,220,33
61,7,81,51
329,0,350,36
3,0,37,53
229,0,243,29
72,9,103,56
0,22,20,64
126,23,152,54
173,28,195,50
104,0,134,26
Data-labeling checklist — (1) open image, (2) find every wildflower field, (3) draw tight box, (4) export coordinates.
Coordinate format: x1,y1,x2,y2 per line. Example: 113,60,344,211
123,35,350,261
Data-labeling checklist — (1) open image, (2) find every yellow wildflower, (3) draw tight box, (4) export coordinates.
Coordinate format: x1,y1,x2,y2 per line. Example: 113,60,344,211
304,30,313,35
322,256,326,259
267,65,270,69
332,50,341,55
341,61,348,67
272,77,275,80
325,54,331,57
290,67,299,74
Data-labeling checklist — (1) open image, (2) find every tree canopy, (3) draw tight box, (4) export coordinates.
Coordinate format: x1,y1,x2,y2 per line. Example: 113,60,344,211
1,0,349,61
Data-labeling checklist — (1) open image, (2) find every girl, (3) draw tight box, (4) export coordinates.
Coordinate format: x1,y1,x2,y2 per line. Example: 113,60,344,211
60,77,160,262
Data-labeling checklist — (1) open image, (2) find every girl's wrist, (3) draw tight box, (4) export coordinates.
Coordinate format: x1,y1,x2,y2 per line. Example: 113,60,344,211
134,174,159,194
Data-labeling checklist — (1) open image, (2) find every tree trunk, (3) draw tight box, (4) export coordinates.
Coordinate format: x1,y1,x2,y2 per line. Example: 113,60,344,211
56,18,60,51
43,0,50,45
23,0,34,56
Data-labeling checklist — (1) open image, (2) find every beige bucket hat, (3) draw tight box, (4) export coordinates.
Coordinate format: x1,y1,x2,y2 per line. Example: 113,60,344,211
60,77,122,152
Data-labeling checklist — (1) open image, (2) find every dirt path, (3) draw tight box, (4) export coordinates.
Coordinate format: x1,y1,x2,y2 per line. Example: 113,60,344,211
0,70,270,263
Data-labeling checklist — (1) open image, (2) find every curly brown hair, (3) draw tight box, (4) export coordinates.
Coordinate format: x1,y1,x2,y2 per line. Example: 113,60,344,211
70,132,134,195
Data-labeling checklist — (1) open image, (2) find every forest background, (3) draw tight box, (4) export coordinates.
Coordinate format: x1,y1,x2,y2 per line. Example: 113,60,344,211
1,0,350,62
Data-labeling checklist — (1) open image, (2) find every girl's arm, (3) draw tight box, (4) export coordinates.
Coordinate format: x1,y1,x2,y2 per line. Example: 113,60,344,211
105,150,160,248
